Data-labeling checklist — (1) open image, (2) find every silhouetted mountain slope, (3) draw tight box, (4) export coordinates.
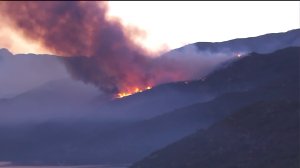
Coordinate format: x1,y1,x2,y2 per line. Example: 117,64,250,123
97,47,299,163
183,46,300,94
88,47,299,163
130,46,299,136
91,45,300,121
131,100,300,168
0,47,298,165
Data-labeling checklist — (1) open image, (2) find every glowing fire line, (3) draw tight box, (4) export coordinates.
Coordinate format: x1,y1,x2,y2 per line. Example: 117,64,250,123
116,86,152,98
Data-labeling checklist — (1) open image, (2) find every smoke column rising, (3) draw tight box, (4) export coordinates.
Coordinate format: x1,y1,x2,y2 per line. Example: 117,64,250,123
0,1,231,95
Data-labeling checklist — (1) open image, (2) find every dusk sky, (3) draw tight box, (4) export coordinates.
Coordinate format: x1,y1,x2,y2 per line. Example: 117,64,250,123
0,1,299,54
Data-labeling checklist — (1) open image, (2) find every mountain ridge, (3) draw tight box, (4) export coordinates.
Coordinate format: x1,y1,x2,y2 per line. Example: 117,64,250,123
131,100,300,168
0,46,298,165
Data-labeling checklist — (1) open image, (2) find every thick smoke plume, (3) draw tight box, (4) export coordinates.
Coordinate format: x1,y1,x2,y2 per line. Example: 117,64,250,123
0,1,231,94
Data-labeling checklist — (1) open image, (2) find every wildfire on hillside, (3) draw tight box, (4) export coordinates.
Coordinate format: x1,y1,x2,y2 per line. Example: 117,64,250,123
116,86,152,98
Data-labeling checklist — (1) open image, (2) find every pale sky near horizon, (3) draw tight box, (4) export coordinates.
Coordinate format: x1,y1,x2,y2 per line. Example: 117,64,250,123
0,1,299,54
107,1,299,50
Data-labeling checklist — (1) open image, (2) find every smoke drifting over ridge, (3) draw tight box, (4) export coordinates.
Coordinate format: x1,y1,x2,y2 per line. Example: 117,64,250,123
0,1,231,94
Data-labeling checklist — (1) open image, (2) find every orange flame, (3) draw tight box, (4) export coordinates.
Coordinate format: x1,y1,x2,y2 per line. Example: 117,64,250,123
116,86,152,98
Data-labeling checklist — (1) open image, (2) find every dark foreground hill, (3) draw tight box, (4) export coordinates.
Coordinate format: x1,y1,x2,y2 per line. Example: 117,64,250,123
131,100,300,168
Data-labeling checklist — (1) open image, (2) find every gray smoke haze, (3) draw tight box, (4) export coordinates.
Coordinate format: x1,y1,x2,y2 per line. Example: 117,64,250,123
152,45,241,84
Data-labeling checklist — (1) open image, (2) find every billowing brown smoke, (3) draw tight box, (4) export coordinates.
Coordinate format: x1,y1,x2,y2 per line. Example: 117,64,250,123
0,1,229,95
0,1,153,93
